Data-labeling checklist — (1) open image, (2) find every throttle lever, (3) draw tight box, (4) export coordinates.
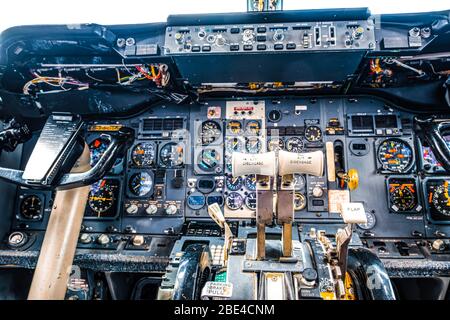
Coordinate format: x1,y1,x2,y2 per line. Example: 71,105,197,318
415,117,450,172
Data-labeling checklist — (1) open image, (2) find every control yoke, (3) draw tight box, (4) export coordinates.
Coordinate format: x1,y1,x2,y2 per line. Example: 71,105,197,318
415,117,450,172
0,113,134,190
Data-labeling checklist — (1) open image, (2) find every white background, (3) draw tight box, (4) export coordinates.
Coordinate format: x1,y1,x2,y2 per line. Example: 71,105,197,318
0,0,449,33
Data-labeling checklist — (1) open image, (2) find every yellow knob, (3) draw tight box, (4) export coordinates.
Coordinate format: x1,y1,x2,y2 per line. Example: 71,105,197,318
346,168,359,191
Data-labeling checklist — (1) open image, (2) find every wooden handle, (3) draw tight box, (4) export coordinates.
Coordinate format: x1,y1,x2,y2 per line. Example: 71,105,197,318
28,144,91,300
326,142,336,182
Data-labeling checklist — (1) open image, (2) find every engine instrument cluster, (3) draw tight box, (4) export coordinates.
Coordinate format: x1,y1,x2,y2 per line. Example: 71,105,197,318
7,96,450,263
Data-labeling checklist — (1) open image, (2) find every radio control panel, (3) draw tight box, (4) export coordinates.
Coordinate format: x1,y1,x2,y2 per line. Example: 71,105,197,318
164,20,376,55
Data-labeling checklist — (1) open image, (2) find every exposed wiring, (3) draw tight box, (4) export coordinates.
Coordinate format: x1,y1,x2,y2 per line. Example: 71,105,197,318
23,75,89,95
22,63,170,95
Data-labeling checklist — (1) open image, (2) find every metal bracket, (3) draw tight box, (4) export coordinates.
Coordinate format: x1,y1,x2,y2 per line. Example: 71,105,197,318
256,175,273,260
277,174,294,258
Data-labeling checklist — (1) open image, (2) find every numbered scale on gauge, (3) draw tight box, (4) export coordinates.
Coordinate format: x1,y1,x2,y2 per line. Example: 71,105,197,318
226,192,244,210
227,120,242,135
357,211,377,230
226,176,243,191
286,137,304,152
244,175,256,191
131,142,156,167
200,120,222,145
225,137,244,153
377,139,413,173
305,126,322,142
245,120,261,135
388,179,419,212
293,174,306,190
245,192,257,210
431,181,450,216
87,179,120,218
20,195,42,219
160,142,184,167
128,172,153,197
245,137,262,154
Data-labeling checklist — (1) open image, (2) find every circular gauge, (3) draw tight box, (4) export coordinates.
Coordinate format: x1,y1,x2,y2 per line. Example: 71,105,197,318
286,137,304,153
128,172,153,197
160,142,184,167
226,192,244,210
268,110,282,122
293,174,306,191
131,142,156,167
245,137,262,154
432,182,450,216
89,137,110,166
294,192,307,211
88,180,115,216
305,126,323,142
245,120,261,135
226,175,243,191
227,120,242,135
245,192,257,210
225,137,244,153
20,195,42,219
187,192,206,210
390,186,416,212
377,139,413,173
207,193,224,206
244,175,257,191
200,120,222,145
267,137,285,151
357,211,377,230
198,148,220,172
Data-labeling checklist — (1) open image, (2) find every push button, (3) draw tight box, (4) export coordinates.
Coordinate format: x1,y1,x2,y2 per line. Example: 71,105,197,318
230,44,240,51
257,27,267,33
256,35,266,42
286,43,296,49
274,44,284,50
257,44,267,50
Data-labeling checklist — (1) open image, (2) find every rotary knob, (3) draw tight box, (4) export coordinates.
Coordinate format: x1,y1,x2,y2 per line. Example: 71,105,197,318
242,29,255,43
8,231,28,248
97,234,110,245
352,27,364,40
132,235,145,246
312,186,324,198
165,204,178,215
174,32,184,44
146,204,158,215
79,233,92,244
300,268,317,287
273,29,285,42
126,204,139,215
432,239,446,251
